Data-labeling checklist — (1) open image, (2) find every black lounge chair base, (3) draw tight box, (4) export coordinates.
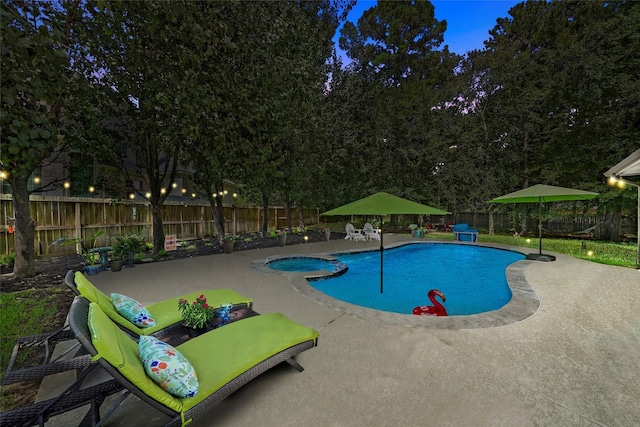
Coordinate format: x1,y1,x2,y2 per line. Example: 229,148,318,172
66,297,319,426
2,327,93,386
0,362,124,427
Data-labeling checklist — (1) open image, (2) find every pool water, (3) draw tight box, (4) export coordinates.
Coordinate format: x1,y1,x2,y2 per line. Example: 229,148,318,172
309,244,524,316
268,257,344,273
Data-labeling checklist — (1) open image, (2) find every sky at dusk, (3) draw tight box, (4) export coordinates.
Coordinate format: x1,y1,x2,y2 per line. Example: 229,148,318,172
334,0,522,60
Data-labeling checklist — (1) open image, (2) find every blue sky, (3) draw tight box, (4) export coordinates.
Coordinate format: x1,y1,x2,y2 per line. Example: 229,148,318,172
335,0,521,58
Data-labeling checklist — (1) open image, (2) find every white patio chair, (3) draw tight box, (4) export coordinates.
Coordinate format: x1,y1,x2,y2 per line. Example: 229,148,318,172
345,223,366,241
362,223,381,241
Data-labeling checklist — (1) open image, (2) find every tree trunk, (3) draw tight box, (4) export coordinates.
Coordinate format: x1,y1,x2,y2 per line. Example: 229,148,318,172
262,195,269,235
208,195,225,243
488,206,495,235
151,203,165,254
298,207,305,229
520,207,529,235
286,200,293,232
611,206,622,242
10,176,36,278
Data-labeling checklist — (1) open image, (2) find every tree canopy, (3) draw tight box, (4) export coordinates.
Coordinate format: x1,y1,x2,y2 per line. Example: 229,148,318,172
4,0,638,277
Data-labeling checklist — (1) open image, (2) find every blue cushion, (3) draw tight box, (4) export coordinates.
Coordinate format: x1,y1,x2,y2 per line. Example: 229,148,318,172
111,293,156,328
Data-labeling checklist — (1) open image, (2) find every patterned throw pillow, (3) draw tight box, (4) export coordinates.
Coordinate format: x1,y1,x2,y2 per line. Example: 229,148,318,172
138,335,199,398
111,293,156,328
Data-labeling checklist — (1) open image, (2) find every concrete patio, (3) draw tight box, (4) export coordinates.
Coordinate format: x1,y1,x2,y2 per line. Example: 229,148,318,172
38,235,639,426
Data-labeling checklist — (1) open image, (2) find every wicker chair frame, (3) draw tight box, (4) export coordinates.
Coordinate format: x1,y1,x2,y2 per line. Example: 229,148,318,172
67,297,317,427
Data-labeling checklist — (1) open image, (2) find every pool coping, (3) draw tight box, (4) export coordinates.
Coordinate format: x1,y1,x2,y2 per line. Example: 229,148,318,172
251,241,541,329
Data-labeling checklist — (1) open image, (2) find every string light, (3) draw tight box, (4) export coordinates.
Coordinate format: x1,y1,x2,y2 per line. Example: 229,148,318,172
34,176,41,184
63,181,70,189
88,186,95,193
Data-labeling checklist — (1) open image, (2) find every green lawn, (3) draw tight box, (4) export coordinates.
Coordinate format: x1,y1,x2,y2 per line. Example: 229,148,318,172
0,288,64,410
425,231,638,268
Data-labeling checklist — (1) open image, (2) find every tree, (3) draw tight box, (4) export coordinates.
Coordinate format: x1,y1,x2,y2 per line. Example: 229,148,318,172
337,0,460,209
1,1,99,278
84,0,222,252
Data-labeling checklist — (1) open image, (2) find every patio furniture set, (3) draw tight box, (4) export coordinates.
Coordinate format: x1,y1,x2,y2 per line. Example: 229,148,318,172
0,271,319,427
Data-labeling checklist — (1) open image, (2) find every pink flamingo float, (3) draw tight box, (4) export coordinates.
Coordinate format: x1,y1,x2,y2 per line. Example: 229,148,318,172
413,289,448,316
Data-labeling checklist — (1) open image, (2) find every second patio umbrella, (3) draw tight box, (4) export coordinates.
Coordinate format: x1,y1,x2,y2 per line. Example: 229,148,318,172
321,192,450,292
490,184,598,261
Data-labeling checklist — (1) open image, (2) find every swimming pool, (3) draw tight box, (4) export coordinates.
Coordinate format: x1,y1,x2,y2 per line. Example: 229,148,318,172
310,244,525,316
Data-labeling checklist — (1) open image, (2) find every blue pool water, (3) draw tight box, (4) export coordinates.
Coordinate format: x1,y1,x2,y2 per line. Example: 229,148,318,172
268,257,344,273
309,244,524,316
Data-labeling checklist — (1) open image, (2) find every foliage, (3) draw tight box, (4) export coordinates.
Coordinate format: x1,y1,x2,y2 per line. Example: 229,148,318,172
111,233,146,261
0,252,16,269
54,230,105,265
1,1,105,278
177,294,215,329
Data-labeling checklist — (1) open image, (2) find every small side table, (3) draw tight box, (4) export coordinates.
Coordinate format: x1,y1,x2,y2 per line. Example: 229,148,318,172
89,247,112,271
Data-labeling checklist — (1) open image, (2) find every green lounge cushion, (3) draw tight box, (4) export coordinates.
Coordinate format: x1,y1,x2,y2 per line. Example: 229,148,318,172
75,272,253,335
177,313,320,412
87,303,319,416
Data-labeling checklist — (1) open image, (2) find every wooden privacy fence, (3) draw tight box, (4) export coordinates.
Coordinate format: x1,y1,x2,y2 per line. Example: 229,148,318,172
0,195,319,256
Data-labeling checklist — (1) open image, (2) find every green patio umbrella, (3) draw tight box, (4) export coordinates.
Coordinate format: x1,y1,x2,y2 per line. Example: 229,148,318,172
321,192,450,293
490,184,598,261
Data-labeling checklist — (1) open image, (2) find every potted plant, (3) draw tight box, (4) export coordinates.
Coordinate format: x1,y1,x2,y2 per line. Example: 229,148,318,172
109,236,129,272
112,233,146,268
277,230,287,247
178,294,216,337
408,224,419,238
223,234,236,254
417,227,427,238
322,227,331,241
53,229,106,275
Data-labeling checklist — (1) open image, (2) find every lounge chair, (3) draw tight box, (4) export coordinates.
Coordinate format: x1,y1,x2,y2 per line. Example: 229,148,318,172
362,223,381,241
65,270,253,337
345,223,366,241
66,297,319,426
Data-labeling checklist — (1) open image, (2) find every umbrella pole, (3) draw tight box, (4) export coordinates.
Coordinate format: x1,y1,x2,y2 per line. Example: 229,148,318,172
380,230,384,293
538,199,543,255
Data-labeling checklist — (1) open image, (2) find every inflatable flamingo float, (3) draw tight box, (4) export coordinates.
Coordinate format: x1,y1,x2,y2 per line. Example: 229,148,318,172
413,289,448,316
